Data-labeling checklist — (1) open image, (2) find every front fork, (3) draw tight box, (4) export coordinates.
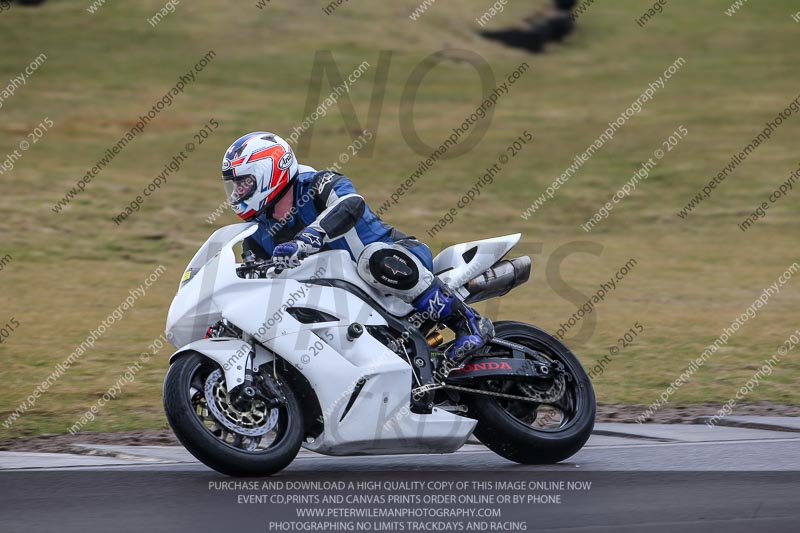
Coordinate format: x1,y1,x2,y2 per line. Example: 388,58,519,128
230,332,258,409
205,323,284,409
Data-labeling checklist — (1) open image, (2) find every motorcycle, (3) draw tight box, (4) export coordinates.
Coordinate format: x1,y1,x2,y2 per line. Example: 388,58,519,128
163,223,595,476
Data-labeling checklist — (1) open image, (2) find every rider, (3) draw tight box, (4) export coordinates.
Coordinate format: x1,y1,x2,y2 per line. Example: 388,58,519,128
220,131,493,358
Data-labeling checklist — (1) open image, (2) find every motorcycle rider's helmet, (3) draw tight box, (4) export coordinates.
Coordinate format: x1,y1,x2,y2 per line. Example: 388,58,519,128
221,132,299,221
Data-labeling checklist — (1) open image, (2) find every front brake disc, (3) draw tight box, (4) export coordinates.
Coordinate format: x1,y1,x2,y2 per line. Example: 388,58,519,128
204,369,279,437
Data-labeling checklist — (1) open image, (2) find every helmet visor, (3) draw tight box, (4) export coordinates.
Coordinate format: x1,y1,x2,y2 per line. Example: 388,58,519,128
223,174,257,206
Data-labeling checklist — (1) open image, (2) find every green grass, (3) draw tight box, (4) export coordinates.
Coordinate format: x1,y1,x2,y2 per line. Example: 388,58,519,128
1,0,798,436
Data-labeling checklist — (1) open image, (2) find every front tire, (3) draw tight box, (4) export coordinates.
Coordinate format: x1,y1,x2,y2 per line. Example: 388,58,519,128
467,321,595,464
163,352,303,477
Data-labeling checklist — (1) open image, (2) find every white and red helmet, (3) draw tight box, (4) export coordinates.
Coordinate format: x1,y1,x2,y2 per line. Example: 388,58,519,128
221,132,299,221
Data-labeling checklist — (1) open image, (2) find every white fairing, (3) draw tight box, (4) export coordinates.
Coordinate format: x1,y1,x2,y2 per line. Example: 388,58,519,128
433,234,521,297
165,225,499,456
273,250,416,317
169,339,275,392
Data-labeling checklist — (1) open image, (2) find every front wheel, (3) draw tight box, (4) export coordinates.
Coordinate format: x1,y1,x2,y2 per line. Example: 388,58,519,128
163,352,304,476
466,321,595,464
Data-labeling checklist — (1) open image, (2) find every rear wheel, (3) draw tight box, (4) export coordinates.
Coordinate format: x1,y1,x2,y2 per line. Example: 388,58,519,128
163,352,303,476
466,321,595,464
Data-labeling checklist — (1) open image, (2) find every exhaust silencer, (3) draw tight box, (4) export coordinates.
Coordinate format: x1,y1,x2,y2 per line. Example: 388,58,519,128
464,256,532,304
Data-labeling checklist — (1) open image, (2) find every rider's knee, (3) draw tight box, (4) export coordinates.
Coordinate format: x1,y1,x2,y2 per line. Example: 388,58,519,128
356,242,433,302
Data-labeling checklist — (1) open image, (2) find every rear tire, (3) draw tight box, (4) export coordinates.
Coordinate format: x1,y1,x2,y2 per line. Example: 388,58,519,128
467,321,595,464
164,352,303,477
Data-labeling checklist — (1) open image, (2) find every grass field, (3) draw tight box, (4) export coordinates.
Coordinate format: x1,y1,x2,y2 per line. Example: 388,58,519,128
1,0,798,436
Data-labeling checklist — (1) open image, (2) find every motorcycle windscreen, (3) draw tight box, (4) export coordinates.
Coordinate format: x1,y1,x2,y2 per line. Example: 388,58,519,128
178,223,258,291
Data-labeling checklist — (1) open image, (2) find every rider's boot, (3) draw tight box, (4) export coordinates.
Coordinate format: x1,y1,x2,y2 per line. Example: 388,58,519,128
412,279,494,360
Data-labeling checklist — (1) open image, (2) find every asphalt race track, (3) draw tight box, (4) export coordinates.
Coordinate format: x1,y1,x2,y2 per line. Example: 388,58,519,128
2,424,799,533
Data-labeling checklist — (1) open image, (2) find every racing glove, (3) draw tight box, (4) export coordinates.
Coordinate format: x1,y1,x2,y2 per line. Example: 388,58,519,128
273,227,324,269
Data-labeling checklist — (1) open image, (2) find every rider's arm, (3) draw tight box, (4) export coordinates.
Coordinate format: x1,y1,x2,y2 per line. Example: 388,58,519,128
303,171,365,242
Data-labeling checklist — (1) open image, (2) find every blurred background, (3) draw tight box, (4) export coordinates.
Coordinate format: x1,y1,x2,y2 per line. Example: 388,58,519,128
0,0,798,437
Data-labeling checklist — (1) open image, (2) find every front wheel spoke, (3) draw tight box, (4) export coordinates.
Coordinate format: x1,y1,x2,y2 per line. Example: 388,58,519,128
210,422,227,439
